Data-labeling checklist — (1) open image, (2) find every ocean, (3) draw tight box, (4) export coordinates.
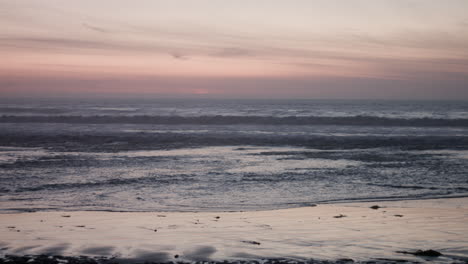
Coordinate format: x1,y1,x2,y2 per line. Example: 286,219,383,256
1,98,467,213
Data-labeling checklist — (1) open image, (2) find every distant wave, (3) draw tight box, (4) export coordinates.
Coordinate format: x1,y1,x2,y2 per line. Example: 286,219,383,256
2,115,468,127
2,133,468,151
0,107,68,114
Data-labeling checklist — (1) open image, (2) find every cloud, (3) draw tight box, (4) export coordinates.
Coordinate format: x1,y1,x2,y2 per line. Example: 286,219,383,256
0,36,169,54
210,47,251,57
82,23,109,33
169,52,189,60
2,19,468,82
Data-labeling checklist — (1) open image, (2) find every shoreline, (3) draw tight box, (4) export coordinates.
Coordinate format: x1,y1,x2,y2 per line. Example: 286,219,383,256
2,194,468,215
1,197,467,263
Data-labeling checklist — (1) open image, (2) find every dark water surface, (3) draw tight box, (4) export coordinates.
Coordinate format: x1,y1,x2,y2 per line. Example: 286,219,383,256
1,98,467,212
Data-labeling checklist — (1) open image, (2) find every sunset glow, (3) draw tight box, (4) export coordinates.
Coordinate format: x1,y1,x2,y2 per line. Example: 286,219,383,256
1,0,468,99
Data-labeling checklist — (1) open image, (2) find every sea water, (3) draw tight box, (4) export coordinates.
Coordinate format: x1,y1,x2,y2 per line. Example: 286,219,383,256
0,98,467,212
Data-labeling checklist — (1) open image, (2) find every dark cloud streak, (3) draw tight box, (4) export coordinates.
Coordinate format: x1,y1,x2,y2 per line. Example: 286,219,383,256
82,23,109,33
169,52,189,60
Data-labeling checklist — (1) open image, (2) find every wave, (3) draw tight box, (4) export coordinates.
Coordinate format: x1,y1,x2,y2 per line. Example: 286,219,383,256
13,174,197,193
2,133,468,151
366,183,468,191
2,115,468,127
308,192,468,205
0,107,68,114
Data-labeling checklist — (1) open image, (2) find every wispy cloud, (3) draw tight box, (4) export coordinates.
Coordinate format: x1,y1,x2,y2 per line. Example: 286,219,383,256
169,52,189,60
0,36,169,54
2,31,468,81
82,23,109,33
210,48,251,57
1,1,468,82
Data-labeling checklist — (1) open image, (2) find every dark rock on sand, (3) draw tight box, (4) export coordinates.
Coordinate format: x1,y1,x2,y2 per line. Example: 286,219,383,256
397,249,442,257
336,258,354,263
242,240,261,245
370,205,381,210
333,214,347,218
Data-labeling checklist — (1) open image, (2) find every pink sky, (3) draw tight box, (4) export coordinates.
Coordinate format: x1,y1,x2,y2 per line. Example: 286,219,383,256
1,0,468,99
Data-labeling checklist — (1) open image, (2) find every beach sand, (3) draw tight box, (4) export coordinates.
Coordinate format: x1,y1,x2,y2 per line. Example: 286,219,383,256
1,198,467,263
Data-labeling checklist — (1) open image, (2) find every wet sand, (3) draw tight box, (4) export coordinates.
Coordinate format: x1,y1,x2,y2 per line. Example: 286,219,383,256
1,198,467,263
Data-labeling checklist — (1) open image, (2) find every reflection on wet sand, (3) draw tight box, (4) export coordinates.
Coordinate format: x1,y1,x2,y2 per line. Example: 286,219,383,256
1,198,467,263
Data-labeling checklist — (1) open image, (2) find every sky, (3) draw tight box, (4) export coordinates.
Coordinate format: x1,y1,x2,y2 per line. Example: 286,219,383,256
1,0,468,99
